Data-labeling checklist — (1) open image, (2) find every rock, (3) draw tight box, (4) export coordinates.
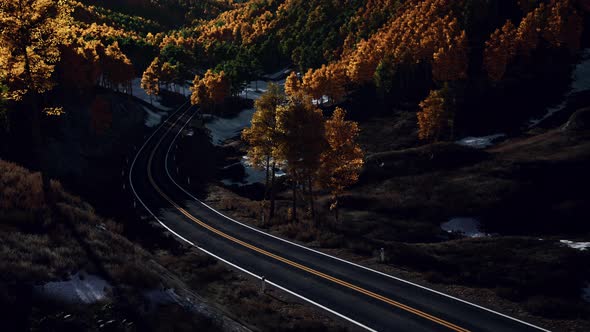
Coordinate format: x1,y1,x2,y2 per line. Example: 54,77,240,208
563,107,590,133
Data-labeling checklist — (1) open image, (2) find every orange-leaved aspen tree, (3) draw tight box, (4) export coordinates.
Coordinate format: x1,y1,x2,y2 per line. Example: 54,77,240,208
319,107,364,223
432,30,468,82
190,74,208,106
543,0,583,52
346,39,380,84
103,42,134,93
0,0,72,126
191,70,230,111
417,87,449,142
141,57,161,104
276,93,326,222
60,39,104,91
284,71,301,96
203,69,230,105
242,83,285,221
0,0,72,204
515,4,545,56
483,21,517,81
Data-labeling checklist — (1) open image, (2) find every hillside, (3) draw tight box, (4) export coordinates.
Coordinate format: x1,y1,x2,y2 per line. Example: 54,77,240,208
0,159,348,332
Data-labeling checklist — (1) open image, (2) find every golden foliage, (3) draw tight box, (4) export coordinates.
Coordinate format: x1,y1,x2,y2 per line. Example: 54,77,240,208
0,0,73,99
544,0,584,52
417,89,446,141
284,71,301,96
190,70,230,108
141,57,161,97
319,107,363,214
483,21,518,81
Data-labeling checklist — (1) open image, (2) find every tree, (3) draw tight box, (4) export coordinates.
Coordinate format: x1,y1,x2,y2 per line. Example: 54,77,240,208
544,0,583,52
0,0,72,130
319,107,363,222
242,83,284,221
203,69,230,105
141,57,161,104
417,88,449,142
284,71,301,96
276,93,326,222
103,42,134,93
190,74,209,106
432,30,468,82
483,21,517,81
0,0,72,203
60,39,104,92
190,70,230,110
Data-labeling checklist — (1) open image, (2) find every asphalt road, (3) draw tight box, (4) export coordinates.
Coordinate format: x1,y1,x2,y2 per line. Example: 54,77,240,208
129,103,549,332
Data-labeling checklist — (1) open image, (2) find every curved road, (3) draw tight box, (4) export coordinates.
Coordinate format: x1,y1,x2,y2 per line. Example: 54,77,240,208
129,103,549,332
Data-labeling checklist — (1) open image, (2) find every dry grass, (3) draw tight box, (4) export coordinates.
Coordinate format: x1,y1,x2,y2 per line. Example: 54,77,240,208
0,159,158,288
158,250,349,332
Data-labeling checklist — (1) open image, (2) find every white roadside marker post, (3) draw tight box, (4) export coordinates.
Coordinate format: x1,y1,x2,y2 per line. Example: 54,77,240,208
260,276,266,294
187,177,190,185
380,248,385,263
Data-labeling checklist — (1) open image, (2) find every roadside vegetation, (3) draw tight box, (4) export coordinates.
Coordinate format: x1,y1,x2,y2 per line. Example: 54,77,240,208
0,158,350,331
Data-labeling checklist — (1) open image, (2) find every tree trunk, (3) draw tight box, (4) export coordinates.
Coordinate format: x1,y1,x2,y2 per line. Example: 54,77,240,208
308,176,315,223
23,46,53,207
291,178,297,222
264,155,270,199
334,195,339,223
269,161,276,221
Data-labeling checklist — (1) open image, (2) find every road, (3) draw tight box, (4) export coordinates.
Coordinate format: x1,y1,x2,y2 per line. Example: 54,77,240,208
129,102,549,332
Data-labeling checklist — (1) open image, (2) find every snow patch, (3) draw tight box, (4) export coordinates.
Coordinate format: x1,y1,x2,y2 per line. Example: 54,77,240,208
455,134,506,149
205,108,256,145
143,106,167,128
312,95,330,106
131,78,172,111
441,218,488,238
36,272,111,304
239,78,286,101
582,284,590,303
560,240,590,251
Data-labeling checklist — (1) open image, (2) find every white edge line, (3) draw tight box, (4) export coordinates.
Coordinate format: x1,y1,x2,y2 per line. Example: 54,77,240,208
129,103,376,332
164,109,551,332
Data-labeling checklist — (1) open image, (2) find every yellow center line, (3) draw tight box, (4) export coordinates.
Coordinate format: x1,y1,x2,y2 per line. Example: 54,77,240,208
147,110,470,332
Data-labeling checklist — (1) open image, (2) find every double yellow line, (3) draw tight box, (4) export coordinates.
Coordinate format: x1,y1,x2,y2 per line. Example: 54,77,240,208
147,110,470,332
